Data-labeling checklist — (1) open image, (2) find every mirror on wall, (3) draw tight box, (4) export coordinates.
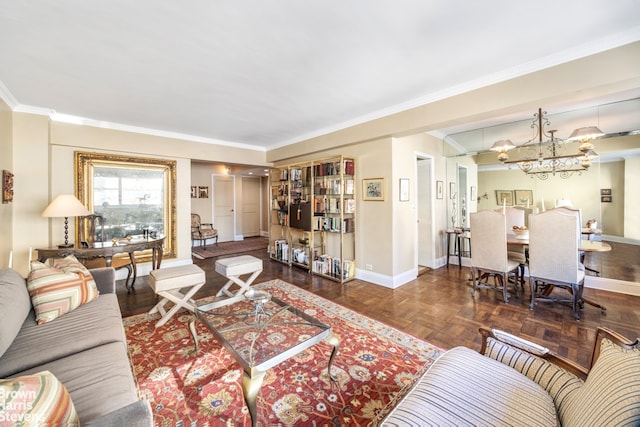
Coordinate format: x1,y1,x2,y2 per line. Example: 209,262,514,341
75,152,177,260
440,100,640,283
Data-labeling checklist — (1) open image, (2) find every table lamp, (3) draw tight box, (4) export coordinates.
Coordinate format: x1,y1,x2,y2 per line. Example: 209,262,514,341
42,194,91,248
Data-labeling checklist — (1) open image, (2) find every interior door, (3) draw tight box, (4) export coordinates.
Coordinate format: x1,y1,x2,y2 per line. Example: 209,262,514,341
417,157,435,268
242,177,261,237
213,175,235,242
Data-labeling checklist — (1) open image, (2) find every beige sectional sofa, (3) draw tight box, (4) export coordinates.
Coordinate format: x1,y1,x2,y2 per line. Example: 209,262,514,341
382,326,640,426
0,266,152,426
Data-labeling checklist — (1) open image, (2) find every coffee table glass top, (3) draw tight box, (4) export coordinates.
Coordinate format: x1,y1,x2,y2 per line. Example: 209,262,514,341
196,291,332,372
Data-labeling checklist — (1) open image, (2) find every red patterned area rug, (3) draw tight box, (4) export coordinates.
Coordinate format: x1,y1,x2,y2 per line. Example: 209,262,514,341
124,279,444,426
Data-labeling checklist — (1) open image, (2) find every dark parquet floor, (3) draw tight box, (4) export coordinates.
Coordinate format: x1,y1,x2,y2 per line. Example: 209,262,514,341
118,240,640,369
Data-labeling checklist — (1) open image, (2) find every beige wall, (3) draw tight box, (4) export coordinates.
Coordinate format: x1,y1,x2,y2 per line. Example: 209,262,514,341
0,98,12,267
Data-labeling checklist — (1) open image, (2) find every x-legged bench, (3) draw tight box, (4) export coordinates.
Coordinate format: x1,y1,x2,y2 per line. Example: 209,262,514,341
148,264,206,327
215,255,263,297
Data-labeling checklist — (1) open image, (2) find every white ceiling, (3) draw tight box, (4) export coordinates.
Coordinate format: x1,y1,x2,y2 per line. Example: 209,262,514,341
1,1,640,152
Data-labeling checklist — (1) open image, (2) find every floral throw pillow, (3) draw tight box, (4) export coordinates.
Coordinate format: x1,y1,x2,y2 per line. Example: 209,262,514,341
27,255,99,324
0,370,79,426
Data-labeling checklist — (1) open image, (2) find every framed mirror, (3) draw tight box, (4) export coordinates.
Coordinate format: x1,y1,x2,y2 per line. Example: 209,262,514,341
75,152,177,260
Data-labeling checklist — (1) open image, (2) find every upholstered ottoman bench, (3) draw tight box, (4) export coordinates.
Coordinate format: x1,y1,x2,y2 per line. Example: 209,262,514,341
148,264,206,327
215,255,263,297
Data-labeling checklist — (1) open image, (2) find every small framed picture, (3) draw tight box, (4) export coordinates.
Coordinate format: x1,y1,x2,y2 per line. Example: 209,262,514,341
601,195,612,203
514,189,533,207
495,190,513,206
2,170,14,204
362,178,385,201
600,189,612,196
436,181,444,199
190,186,197,198
198,186,209,199
399,178,409,202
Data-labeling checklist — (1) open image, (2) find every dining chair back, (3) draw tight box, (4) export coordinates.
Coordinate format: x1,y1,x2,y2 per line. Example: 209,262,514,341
470,210,521,303
496,207,527,279
528,209,585,319
495,207,525,231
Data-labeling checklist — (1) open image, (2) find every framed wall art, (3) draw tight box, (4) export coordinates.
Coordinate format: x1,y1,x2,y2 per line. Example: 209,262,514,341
2,170,14,203
362,178,384,201
198,186,209,199
514,189,533,207
190,186,197,198
495,190,513,206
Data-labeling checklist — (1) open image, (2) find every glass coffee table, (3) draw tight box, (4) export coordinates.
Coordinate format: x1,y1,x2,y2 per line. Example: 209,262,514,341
191,290,340,426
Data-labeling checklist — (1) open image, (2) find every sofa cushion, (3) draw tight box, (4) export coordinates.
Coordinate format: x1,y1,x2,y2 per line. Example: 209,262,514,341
0,268,31,358
381,346,558,426
0,370,79,426
562,337,640,427
484,336,584,417
0,294,126,378
27,256,99,324
15,342,140,424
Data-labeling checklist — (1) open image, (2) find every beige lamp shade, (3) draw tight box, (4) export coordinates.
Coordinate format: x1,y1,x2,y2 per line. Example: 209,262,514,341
490,139,516,152
42,195,91,218
42,195,90,248
566,126,604,141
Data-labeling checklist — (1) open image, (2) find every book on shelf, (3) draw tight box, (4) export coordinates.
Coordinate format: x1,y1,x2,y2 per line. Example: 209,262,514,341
344,179,354,195
273,239,289,261
344,199,355,213
344,159,354,176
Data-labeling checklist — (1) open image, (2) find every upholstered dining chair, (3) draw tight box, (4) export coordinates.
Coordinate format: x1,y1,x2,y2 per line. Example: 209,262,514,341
470,210,521,303
495,207,527,281
79,214,134,287
528,209,585,319
191,213,218,249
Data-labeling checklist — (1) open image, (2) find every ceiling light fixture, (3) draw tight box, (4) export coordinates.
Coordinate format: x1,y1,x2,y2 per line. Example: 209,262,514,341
495,108,603,180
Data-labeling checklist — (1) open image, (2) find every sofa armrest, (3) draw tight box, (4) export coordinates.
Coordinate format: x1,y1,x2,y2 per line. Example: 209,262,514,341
84,400,153,427
89,267,116,294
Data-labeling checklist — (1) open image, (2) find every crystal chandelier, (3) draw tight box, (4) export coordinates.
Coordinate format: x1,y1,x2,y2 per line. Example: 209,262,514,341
490,108,603,180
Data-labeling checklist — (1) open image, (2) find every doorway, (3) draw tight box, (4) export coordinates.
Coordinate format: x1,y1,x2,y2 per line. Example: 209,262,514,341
213,174,235,242
416,155,435,269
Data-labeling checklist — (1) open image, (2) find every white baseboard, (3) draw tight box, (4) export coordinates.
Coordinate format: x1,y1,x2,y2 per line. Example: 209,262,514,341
584,275,640,296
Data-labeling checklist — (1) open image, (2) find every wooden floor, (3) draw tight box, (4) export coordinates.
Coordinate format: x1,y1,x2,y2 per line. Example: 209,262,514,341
118,244,640,369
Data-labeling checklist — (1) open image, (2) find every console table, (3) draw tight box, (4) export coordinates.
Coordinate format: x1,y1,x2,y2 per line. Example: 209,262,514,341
36,235,165,290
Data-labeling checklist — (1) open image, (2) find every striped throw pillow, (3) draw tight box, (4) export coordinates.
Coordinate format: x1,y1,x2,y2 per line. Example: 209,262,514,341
27,255,99,324
562,338,640,427
0,371,79,426
484,337,584,417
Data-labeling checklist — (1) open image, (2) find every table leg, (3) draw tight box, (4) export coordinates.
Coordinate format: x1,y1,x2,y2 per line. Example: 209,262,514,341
325,333,340,381
242,370,266,427
188,318,199,353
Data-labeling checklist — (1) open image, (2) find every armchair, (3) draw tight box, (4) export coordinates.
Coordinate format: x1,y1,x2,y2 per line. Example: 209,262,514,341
191,213,218,249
